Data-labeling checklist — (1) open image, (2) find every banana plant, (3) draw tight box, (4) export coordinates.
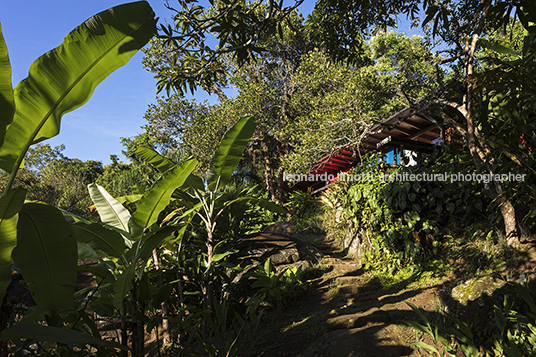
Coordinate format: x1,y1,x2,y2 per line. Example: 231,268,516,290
139,116,285,315
0,1,157,352
78,116,282,353
80,158,197,355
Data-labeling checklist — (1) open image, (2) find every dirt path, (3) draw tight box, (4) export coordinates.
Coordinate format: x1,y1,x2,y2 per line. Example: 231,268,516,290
253,237,442,357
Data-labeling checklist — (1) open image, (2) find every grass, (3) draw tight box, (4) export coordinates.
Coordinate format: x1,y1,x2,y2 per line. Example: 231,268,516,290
327,281,343,298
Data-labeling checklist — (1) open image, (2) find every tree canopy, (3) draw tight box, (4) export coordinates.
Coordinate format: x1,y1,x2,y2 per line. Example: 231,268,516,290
137,0,536,243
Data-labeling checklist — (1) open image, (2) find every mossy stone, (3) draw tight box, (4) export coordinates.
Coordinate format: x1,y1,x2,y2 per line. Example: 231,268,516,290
451,276,505,305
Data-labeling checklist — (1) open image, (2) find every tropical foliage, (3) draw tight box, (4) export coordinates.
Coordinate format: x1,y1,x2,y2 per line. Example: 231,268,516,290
1,0,535,356
0,2,157,355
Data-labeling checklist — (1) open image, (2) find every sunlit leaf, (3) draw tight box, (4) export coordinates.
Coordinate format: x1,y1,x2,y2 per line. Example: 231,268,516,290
88,183,132,239
206,116,256,192
0,188,26,297
0,23,15,146
0,1,157,173
131,158,197,233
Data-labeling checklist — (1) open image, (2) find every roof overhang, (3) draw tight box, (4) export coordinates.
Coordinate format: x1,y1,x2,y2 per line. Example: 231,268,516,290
288,108,441,192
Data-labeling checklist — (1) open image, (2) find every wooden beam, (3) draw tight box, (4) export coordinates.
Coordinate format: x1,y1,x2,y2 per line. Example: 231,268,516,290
408,124,437,139
389,127,414,136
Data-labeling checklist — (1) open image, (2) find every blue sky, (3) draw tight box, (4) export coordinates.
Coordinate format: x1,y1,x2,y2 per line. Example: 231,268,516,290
0,0,220,164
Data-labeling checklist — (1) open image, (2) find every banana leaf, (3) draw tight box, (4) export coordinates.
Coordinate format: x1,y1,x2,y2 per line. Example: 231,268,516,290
0,1,157,173
134,146,175,172
131,158,197,233
206,116,256,192
0,23,14,147
0,188,26,297
72,222,127,262
113,264,136,309
88,183,132,241
12,202,78,311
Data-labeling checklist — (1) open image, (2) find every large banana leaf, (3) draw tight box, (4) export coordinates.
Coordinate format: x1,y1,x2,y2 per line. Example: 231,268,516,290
0,24,14,147
12,202,78,311
135,226,183,263
135,146,205,192
206,116,257,192
184,173,206,192
0,188,26,297
72,222,126,262
0,1,157,173
131,158,198,233
88,183,132,238
134,146,175,172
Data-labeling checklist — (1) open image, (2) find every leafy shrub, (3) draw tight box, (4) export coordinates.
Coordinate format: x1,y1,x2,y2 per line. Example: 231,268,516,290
323,151,491,273
286,190,323,232
246,258,305,313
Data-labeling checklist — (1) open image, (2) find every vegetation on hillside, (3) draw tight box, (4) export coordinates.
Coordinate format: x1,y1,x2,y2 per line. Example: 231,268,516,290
0,0,535,356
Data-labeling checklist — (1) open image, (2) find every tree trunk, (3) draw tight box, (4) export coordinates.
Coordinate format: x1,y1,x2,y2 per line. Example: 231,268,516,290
261,146,277,201
276,168,285,204
492,181,518,247
463,0,519,246
500,197,518,247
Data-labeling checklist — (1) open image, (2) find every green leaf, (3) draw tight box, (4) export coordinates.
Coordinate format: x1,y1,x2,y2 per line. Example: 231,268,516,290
423,5,439,28
12,202,77,311
58,207,90,223
183,173,205,192
72,222,126,261
134,146,175,172
78,264,114,283
412,341,440,354
206,115,257,192
0,23,15,146
113,263,136,309
459,344,479,357
116,194,144,205
131,158,197,233
514,283,536,314
212,250,237,264
0,188,26,297
88,183,132,238
135,226,182,263
0,1,157,173
152,283,174,307
76,241,100,262
248,197,285,214
264,258,273,274
480,38,520,57
0,321,126,350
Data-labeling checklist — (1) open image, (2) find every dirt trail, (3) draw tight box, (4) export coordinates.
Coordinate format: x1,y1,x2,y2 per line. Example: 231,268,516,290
254,237,441,357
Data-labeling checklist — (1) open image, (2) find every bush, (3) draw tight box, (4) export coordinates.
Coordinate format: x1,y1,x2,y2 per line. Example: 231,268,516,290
285,190,323,232
322,151,492,273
